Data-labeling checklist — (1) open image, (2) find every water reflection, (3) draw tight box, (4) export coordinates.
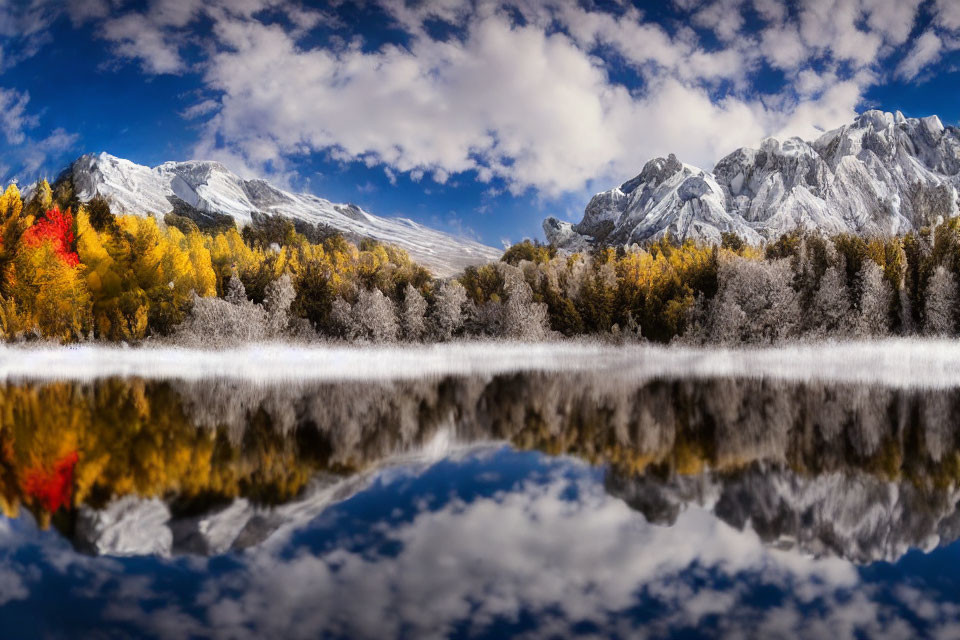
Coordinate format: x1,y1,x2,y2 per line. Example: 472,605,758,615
1,373,960,637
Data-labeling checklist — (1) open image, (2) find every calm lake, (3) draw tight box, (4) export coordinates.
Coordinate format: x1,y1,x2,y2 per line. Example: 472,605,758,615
1,343,959,639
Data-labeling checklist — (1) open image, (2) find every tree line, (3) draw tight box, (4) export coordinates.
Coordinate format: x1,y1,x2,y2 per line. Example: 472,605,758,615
3,178,960,345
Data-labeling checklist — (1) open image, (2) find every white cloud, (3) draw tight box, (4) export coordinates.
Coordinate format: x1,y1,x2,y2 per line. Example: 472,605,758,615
935,0,960,32
0,87,35,144
896,31,943,81
752,0,787,23
0,0,60,71
5,0,959,198
760,24,808,70
180,99,220,120
187,4,875,196
0,569,27,607
101,13,190,74
863,0,923,46
692,0,747,42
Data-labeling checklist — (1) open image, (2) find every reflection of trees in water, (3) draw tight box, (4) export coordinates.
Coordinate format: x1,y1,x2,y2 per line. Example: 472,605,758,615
2,374,960,553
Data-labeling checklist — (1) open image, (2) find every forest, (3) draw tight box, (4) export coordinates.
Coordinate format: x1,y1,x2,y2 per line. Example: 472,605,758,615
2,179,960,345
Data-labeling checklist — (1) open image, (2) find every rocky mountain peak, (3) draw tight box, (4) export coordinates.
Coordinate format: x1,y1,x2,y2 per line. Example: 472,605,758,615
546,110,960,250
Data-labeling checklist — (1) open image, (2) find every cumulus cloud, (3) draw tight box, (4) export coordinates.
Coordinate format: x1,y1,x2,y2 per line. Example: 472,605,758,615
4,0,959,197
101,13,189,74
119,0,938,195
171,2,884,196
935,0,960,32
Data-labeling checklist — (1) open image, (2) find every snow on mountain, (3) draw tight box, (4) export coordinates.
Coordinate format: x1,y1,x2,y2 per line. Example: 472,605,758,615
545,110,960,248
68,153,501,277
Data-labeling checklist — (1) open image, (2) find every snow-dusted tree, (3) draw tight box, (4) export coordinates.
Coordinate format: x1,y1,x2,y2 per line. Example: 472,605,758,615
809,265,852,338
429,280,467,341
705,257,798,345
925,265,958,336
560,253,590,300
225,274,248,305
502,267,550,340
465,299,505,337
401,284,427,342
174,276,268,346
329,297,356,340
854,260,891,338
264,273,296,335
353,287,399,342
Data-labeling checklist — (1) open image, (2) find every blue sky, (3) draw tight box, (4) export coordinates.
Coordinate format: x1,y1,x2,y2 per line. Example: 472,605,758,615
2,0,960,247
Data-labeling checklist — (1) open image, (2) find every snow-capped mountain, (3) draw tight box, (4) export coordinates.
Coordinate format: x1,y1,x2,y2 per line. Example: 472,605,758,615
67,153,501,277
545,110,960,248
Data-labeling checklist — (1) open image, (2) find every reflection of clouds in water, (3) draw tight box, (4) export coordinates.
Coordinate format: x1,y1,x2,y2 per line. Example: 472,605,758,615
0,520,27,606
0,457,958,639
101,467,935,640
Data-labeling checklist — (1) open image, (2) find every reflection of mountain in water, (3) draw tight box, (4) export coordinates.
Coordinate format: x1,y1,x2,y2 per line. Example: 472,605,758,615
608,467,960,564
2,374,960,562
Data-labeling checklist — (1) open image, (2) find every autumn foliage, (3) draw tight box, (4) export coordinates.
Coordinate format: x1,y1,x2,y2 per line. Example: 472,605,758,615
21,450,78,513
3,175,960,344
22,207,79,267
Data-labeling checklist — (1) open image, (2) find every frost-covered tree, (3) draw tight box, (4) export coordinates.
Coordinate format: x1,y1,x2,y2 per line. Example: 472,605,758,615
225,274,248,305
704,257,798,345
465,299,505,337
329,297,356,341
401,284,427,342
327,288,399,343
810,265,852,338
429,280,467,341
925,265,958,336
502,267,550,340
353,287,399,343
854,260,891,338
264,273,296,335
174,277,268,346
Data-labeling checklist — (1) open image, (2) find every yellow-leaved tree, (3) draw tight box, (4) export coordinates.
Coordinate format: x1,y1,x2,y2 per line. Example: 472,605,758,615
12,206,90,341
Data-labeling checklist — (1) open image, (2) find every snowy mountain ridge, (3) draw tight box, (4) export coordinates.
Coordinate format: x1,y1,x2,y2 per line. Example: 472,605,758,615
67,152,502,277
545,110,960,248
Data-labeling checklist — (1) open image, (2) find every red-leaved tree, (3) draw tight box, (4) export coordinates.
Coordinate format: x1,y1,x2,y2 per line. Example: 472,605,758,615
22,207,79,267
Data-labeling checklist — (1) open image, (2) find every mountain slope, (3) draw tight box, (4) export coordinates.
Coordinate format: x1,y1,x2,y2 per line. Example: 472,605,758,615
545,110,960,248
68,153,501,277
